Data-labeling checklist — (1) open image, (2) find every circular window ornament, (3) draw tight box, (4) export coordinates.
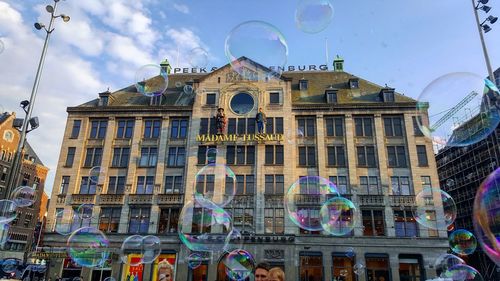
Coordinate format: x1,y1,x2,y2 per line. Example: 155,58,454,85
3,130,13,142
230,92,255,115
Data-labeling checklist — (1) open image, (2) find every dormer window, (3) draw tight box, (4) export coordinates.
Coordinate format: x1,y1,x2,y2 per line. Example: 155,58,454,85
349,78,359,89
100,96,108,106
380,88,395,102
299,79,308,91
99,90,111,106
326,90,338,104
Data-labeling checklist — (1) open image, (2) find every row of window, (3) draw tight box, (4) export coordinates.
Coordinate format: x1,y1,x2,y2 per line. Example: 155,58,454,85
70,115,426,140
62,171,432,199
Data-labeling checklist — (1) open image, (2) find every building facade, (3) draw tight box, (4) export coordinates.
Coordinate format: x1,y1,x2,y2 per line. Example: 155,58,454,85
0,112,49,260
44,58,449,281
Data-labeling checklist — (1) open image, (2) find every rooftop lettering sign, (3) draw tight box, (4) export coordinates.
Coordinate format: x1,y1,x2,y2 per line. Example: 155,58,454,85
196,134,284,143
172,64,329,74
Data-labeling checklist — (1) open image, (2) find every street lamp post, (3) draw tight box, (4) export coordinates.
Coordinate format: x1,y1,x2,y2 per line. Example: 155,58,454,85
471,0,498,82
5,0,70,199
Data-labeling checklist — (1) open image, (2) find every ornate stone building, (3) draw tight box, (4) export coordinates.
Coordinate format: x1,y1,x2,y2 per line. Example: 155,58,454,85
44,58,449,281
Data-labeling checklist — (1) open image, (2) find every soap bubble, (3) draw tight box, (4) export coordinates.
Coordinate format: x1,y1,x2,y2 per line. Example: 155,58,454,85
142,235,161,264
345,247,355,259
11,186,36,207
434,254,465,276
189,47,209,68
1,259,18,273
225,20,288,80
186,253,203,269
0,224,9,246
413,188,456,230
103,278,116,281
54,209,78,235
120,235,144,266
134,64,168,97
446,179,455,187
223,228,244,253
443,264,484,281
285,176,339,232
194,163,236,207
206,148,218,164
320,197,356,236
416,73,500,148
295,0,334,34
89,166,106,184
449,229,477,255
473,168,500,266
67,227,110,268
224,249,255,281
175,81,183,88
353,262,365,275
76,204,94,219
0,200,17,224
178,199,233,253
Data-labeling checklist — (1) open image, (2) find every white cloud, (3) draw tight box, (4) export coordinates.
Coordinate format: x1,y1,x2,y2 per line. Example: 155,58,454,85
173,3,190,14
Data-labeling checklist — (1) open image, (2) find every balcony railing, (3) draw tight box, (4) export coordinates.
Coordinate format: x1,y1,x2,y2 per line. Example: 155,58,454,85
128,194,154,204
224,195,255,207
358,195,385,206
157,194,184,205
56,194,66,204
71,194,96,205
389,195,416,206
264,194,284,208
99,194,125,205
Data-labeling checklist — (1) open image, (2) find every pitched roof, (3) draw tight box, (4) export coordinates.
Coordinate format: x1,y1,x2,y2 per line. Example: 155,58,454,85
23,141,45,166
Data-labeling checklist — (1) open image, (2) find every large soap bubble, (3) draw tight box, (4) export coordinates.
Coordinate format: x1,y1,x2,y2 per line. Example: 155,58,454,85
134,64,169,97
285,176,339,232
320,197,356,236
434,253,465,276
416,73,500,148
473,168,500,266
67,227,110,268
225,20,288,80
11,186,36,207
194,163,237,207
223,249,255,281
413,188,456,230
449,229,477,256
443,264,484,281
295,0,334,34
178,199,233,253
0,200,17,224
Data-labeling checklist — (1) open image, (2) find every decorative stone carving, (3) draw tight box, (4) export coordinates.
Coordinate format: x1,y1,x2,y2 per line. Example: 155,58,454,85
265,249,284,260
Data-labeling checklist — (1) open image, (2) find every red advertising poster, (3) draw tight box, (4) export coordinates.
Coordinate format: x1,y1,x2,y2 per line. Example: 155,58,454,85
152,254,177,281
122,255,145,281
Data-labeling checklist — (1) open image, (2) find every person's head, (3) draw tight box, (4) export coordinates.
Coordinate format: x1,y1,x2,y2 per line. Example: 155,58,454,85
268,267,285,281
259,107,263,112
158,260,174,281
218,108,224,113
255,262,271,281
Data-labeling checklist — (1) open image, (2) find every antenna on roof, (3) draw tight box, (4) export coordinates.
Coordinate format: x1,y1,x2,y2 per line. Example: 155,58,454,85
176,45,180,69
325,37,329,67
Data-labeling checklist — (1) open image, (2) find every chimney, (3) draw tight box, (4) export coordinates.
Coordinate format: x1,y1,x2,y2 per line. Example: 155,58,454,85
333,55,344,72
160,59,172,75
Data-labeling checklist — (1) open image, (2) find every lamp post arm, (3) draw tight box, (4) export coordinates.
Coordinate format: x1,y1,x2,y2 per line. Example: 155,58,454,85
471,0,496,82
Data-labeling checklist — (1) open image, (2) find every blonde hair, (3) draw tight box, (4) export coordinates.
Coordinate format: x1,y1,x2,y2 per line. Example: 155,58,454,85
269,267,285,281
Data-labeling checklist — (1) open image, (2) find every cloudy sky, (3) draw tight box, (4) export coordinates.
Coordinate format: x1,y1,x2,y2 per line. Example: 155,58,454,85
0,0,499,195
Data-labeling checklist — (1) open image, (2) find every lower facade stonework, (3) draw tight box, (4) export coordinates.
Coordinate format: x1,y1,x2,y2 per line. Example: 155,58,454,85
42,236,448,281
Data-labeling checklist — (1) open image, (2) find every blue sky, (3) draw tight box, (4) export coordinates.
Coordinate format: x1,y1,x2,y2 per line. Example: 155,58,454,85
0,0,499,195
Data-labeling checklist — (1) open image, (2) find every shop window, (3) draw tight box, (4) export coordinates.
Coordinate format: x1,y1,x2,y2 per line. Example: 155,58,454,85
299,252,323,281
365,254,390,281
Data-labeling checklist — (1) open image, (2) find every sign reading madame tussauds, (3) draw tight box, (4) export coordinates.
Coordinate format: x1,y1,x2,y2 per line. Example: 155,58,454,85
196,133,284,143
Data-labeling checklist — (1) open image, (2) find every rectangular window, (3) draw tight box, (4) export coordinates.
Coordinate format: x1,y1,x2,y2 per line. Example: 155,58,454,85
264,208,284,234
359,176,380,195
325,117,344,137
391,176,411,195
426,210,438,237
270,92,280,104
333,256,354,280
84,147,103,167
298,146,316,166
387,146,407,167
99,208,121,233
139,147,158,167
167,147,186,167
79,176,96,195
297,117,316,137
394,210,418,237
326,91,337,103
329,176,349,194
412,116,424,136
384,91,395,102
158,208,180,234
233,175,254,195
265,145,284,165
300,253,323,281
128,208,150,234
356,146,377,167
72,207,92,229
206,93,216,105
327,146,346,166
417,145,429,166
299,80,308,90
70,120,81,139
199,118,209,134
111,147,130,167
170,118,189,139
265,175,284,194
354,116,373,137
143,119,161,139
165,176,183,193
265,117,284,134
226,146,255,165
89,120,108,139
60,176,70,194
195,175,215,195
421,176,431,189
197,146,216,165
384,116,404,137
65,147,76,167
366,256,390,281
116,119,134,139
136,176,154,194
362,210,385,236
108,176,125,194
